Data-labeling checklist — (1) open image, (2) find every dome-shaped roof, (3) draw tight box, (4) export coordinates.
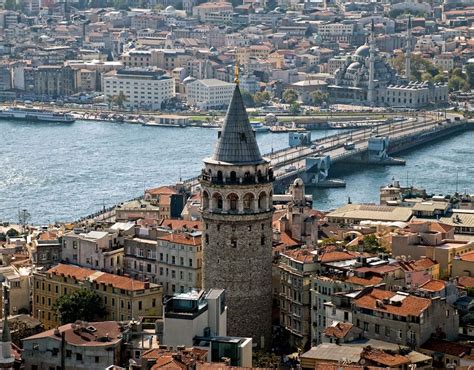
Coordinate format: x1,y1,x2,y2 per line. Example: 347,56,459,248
355,44,370,57
293,178,304,187
183,76,196,84
348,62,361,70
165,5,175,11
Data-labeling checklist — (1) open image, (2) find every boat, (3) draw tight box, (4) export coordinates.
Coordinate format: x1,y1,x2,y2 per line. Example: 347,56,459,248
0,107,75,123
251,122,270,132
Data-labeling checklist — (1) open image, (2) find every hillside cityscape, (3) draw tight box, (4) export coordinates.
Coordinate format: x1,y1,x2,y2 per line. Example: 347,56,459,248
0,0,474,368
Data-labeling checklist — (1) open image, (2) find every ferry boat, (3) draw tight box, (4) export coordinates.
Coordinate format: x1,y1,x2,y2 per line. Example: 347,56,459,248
0,107,75,123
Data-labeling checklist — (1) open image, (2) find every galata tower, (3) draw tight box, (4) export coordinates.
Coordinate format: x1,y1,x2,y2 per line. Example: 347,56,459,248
200,83,274,348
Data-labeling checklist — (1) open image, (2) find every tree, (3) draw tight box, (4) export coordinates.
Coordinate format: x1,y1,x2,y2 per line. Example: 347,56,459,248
252,351,280,368
241,90,255,108
310,91,328,106
112,92,128,109
433,74,446,84
254,91,271,107
392,54,441,81
6,228,19,238
448,76,470,92
466,63,474,88
53,288,106,324
8,319,42,347
282,89,298,104
289,102,300,114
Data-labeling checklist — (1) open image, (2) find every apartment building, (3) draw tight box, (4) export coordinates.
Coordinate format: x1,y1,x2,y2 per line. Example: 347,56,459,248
186,78,234,109
34,65,78,98
29,230,62,267
279,248,317,349
124,231,202,295
22,321,124,370
62,229,124,274
32,264,163,329
325,287,459,348
391,221,473,277
192,2,233,24
0,265,31,318
236,45,271,66
103,69,175,110
317,22,355,43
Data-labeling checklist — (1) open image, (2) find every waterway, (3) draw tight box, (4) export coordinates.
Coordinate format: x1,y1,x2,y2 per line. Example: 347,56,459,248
0,119,473,224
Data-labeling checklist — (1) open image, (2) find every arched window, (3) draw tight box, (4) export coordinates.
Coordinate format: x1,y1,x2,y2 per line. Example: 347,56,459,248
268,169,274,180
228,193,238,211
217,170,223,182
244,171,252,183
257,169,263,181
230,171,237,183
212,193,223,210
202,191,209,210
243,193,254,212
258,191,267,210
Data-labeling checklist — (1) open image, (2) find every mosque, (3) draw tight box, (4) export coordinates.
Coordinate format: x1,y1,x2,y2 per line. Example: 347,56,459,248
328,19,448,108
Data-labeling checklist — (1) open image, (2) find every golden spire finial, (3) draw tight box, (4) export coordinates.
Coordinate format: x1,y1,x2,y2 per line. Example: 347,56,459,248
234,61,239,85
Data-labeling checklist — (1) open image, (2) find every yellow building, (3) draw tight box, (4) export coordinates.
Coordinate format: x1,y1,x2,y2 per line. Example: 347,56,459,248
32,264,163,329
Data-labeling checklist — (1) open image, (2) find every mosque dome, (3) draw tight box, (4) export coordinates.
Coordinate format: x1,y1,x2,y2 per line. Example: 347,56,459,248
355,44,370,58
165,5,175,12
347,62,361,71
183,76,196,84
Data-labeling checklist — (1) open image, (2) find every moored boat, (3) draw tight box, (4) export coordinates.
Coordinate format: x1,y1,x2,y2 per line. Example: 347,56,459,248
0,107,75,123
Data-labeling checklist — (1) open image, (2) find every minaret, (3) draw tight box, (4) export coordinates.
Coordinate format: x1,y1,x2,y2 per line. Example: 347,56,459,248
367,19,376,106
0,286,14,370
200,66,274,348
405,16,412,81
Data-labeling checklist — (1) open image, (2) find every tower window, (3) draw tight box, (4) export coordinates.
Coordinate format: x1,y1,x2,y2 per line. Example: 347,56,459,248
231,238,237,248
230,171,237,183
205,234,209,244
228,193,238,211
261,236,265,246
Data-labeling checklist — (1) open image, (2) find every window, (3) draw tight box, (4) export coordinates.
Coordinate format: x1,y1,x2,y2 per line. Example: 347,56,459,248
138,301,142,310
95,356,100,363
375,324,380,334
172,256,176,265
189,259,193,267
76,353,83,361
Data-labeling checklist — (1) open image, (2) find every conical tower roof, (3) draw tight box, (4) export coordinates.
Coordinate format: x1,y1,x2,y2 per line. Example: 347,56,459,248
211,85,264,164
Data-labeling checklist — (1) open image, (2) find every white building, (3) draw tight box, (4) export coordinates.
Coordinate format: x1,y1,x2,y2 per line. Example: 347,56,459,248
186,79,235,109
163,289,252,367
62,230,124,274
192,2,233,24
123,230,202,295
382,81,448,108
103,69,175,110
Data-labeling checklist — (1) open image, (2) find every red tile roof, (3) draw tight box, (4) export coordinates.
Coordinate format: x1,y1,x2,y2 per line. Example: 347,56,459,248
323,322,353,339
362,348,409,367
47,264,150,291
458,276,474,288
421,338,472,357
158,232,201,246
460,251,474,262
146,186,177,196
346,275,383,287
23,321,122,346
419,279,446,292
354,288,431,317
159,219,202,231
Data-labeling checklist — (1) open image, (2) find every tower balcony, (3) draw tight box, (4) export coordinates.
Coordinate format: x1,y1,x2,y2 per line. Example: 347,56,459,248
200,169,275,186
